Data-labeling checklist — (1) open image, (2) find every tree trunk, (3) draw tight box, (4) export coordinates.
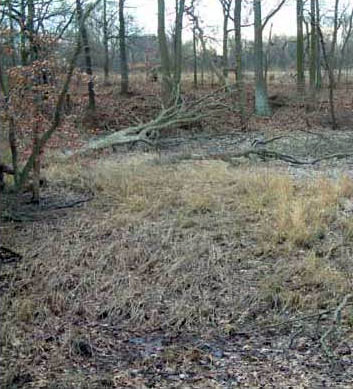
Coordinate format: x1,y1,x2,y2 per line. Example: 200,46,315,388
264,23,273,83
0,47,18,184
309,0,316,92
174,0,185,88
76,0,96,112
20,0,27,65
193,25,198,88
119,0,129,94
103,0,110,85
27,0,38,62
254,0,271,116
158,0,173,105
329,0,340,88
234,0,246,127
315,0,322,89
222,9,229,79
337,8,353,85
297,0,305,93
8,2,17,66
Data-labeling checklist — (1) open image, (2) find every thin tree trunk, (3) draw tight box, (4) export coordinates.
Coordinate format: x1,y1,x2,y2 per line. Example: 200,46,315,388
20,0,27,65
254,0,271,116
8,2,17,66
309,0,316,91
174,0,185,87
318,25,338,130
27,0,38,62
235,0,246,127
0,50,18,184
119,0,129,94
76,0,96,112
264,23,273,83
103,0,110,85
338,8,353,85
297,0,305,93
193,25,198,88
158,0,173,105
315,0,322,89
222,9,229,79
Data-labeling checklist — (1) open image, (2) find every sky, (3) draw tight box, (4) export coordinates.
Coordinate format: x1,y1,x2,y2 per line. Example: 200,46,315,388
126,0,352,51
127,0,298,44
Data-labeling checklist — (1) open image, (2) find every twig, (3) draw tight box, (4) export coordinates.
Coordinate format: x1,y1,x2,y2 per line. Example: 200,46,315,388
232,300,353,336
320,294,352,358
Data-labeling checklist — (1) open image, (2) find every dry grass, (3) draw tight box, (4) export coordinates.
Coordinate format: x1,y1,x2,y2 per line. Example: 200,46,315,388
2,154,353,386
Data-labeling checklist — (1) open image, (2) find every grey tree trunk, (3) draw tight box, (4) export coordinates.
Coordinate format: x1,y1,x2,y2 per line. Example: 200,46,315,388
8,2,17,66
297,0,305,93
119,0,129,94
158,0,173,105
315,0,322,89
309,0,316,91
103,0,110,85
222,8,229,79
338,8,353,85
317,1,339,130
27,0,38,62
234,0,246,126
20,0,27,65
254,0,271,116
174,0,185,87
76,0,96,112
193,25,198,88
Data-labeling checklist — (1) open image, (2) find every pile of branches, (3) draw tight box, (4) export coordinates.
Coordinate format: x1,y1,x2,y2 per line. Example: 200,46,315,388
79,88,232,153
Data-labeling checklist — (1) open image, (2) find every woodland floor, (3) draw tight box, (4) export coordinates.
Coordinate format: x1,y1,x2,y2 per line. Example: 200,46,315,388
1,80,353,388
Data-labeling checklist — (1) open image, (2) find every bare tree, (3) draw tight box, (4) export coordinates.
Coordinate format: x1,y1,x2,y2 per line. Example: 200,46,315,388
253,0,286,116
76,0,96,112
337,7,353,85
297,0,305,93
103,0,110,84
119,0,129,94
317,0,340,130
234,0,246,126
219,0,233,79
254,0,271,116
158,0,173,104
174,0,186,87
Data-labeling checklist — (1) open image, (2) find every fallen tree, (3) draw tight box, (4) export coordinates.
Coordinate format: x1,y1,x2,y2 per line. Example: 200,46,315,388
78,88,232,154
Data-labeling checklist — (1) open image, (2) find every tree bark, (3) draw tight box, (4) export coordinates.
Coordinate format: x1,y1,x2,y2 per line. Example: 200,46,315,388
337,8,353,85
174,0,185,87
76,0,96,112
309,0,316,92
296,0,305,93
158,0,173,105
27,0,38,62
222,5,229,79
20,0,27,65
103,0,110,85
193,25,198,88
254,0,271,116
234,0,246,126
119,0,129,94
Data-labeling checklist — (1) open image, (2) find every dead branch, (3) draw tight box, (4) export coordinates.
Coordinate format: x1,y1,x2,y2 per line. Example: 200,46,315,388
78,89,230,154
176,147,353,166
320,294,352,358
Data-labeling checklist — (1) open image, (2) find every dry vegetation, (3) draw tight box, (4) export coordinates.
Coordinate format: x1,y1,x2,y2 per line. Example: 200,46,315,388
2,146,353,386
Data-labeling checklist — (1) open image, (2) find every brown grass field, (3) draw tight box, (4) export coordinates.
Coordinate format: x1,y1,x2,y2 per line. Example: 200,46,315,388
1,75,353,387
